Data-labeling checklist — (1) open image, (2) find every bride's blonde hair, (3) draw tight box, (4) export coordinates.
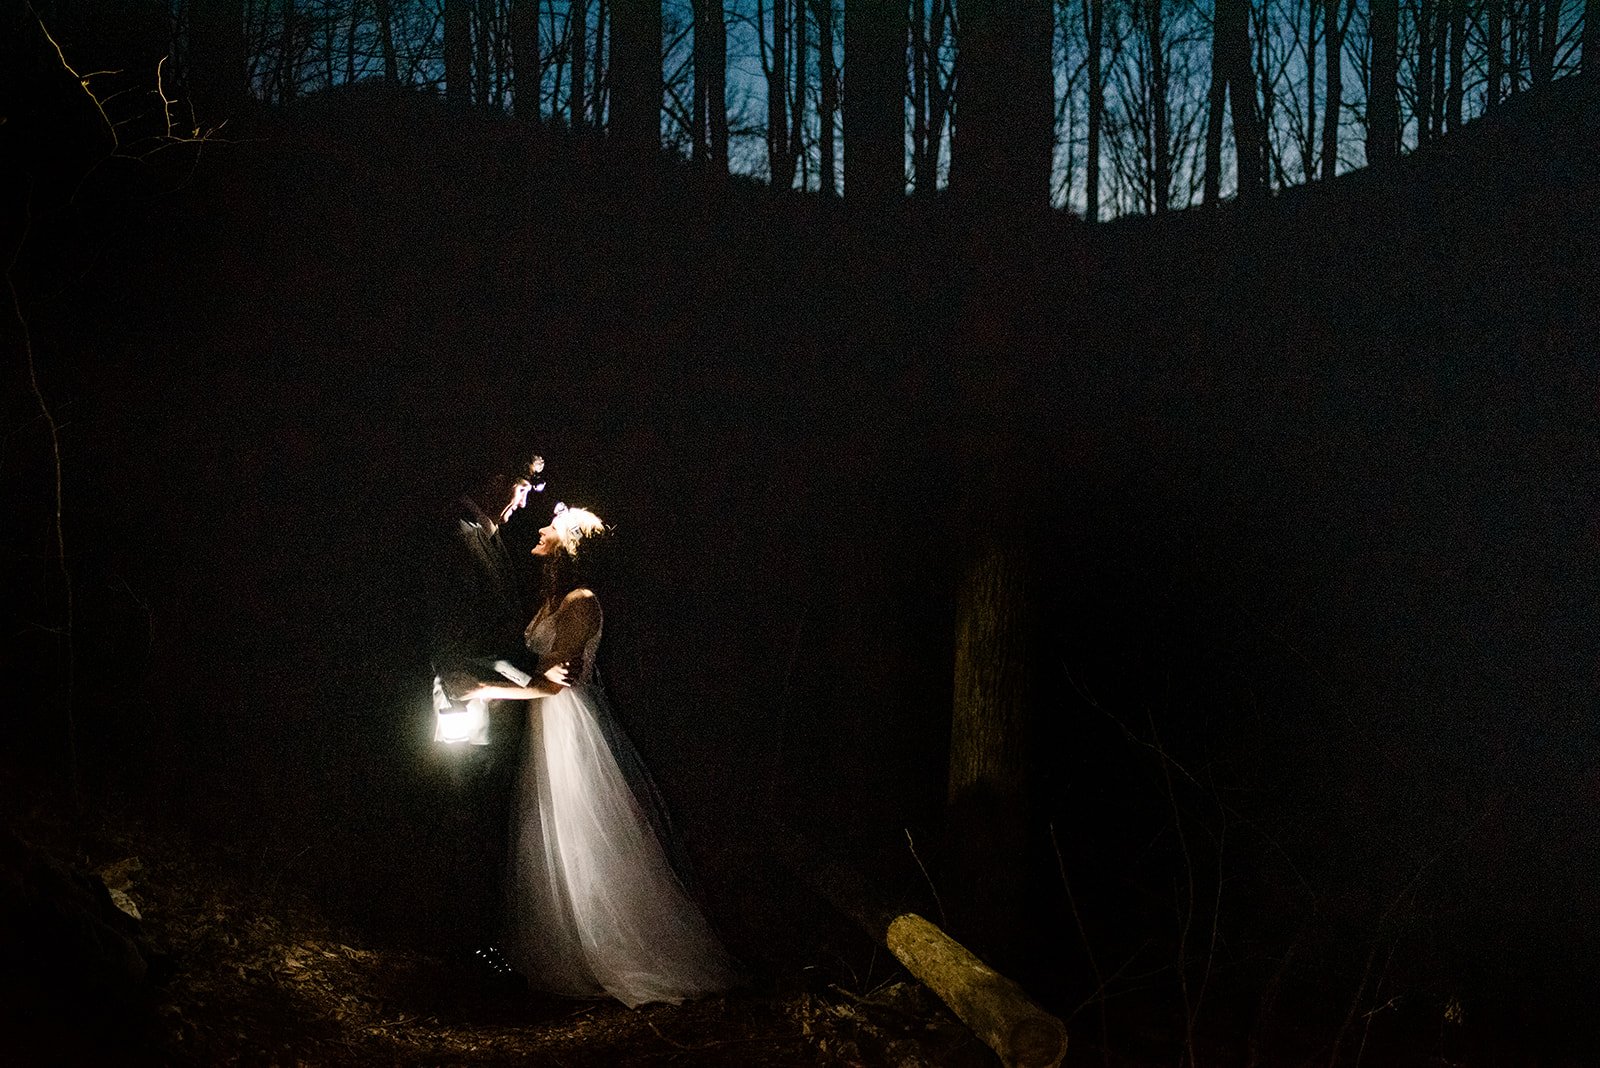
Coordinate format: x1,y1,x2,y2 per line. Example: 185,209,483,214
534,503,606,624
550,503,605,557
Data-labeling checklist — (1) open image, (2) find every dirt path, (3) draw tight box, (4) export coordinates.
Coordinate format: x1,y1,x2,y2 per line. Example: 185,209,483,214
124,836,993,1066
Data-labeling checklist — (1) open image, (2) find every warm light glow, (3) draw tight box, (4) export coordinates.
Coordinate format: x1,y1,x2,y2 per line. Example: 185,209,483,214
432,677,489,745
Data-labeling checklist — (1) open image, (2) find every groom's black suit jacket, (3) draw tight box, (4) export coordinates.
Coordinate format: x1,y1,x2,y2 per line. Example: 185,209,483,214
429,498,538,946
432,499,542,719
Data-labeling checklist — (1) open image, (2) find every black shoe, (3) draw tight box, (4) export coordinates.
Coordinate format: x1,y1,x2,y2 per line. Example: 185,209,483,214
470,944,527,993
472,944,515,976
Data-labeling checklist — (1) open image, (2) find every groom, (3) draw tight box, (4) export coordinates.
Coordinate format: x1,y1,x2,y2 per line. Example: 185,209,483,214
431,456,544,978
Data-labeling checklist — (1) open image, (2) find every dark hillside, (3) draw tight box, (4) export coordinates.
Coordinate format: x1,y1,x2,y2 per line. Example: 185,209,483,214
1046,71,1598,1055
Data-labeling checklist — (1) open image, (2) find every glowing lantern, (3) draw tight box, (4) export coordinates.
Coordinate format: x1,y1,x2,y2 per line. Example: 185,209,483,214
432,676,489,746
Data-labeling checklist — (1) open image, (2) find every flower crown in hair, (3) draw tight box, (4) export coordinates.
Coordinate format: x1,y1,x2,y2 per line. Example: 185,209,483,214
550,502,605,557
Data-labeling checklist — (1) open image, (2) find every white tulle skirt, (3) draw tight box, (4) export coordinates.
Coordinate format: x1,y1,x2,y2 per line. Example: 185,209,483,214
504,686,738,1007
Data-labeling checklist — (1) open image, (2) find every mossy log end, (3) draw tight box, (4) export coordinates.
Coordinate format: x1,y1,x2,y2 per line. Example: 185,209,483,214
886,912,1067,1068
768,821,1066,1068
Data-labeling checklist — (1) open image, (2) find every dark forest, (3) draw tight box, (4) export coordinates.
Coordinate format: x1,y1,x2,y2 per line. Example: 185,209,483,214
2,1,1597,1065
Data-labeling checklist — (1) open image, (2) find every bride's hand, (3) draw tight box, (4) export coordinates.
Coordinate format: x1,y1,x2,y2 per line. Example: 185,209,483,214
541,662,572,691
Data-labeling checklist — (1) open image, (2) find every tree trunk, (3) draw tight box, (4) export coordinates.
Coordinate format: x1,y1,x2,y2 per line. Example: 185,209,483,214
948,542,1034,962
1366,0,1398,164
707,0,728,164
1526,0,1542,87
691,0,728,162
1321,0,1344,179
1233,0,1264,195
760,0,792,187
844,0,905,204
510,0,540,121
1486,0,1503,108
550,5,566,106
570,0,587,125
1203,16,1225,206
755,0,790,186
1522,0,1537,87
281,0,299,102
375,0,399,81
815,0,837,195
1147,0,1171,210
497,6,510,101
1416,0,1433,145
790,0,807,184
921,0,954,195
692,0,709,160
952,0,1054,209
476,0,494,106
1256,0,1278,188
1085,0,1104,218
1446,0,1463,127
910,0,954,197
1507,0,1520,95
1432,0,1447,134
1203,0,1267,200
608,0,661,152
445,0,471,106
1303,0,1318,182
324,6,338,90
912,0,929,190
346,0,363,87
593,0,608,126
187,0,247,116
1537,0,1558,85
1587,0,1600,76
768,822,1067,1068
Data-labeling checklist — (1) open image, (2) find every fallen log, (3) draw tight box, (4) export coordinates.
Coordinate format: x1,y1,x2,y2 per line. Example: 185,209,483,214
769,820,1066,1068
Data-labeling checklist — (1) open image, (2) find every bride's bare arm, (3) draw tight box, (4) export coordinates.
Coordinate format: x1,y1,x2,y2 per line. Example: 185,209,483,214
467,661,572,700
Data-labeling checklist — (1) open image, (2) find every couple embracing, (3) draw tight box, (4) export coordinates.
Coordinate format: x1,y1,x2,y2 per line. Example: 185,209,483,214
431,457,739,1008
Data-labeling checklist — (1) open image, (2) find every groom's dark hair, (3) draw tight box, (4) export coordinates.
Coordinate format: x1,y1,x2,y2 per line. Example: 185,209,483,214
468,440,542,507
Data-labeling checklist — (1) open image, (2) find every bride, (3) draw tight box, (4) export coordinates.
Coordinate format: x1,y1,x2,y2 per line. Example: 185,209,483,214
471,502,739,1007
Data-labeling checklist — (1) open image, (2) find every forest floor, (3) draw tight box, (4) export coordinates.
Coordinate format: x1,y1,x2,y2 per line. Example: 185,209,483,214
28,811,998,1067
